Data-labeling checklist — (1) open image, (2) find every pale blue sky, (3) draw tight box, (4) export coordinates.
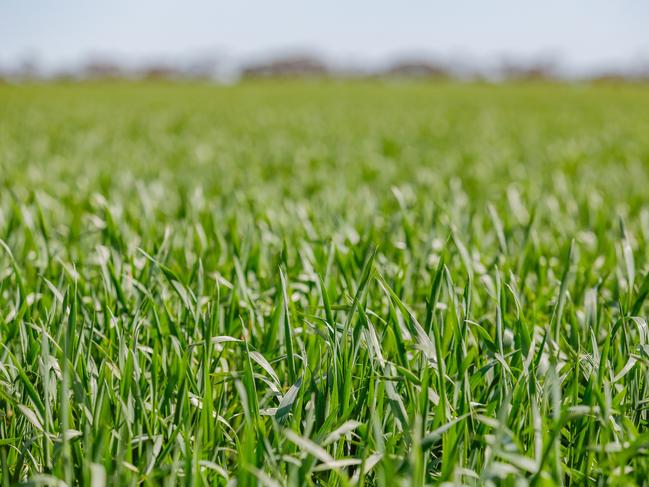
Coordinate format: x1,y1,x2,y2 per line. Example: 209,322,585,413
2,0,648,72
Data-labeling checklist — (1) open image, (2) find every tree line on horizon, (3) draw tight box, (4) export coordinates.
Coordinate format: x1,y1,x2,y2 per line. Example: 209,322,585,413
2,52,648,83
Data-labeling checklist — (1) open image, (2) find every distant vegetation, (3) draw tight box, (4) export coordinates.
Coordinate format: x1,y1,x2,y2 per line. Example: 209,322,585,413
2,52,649,83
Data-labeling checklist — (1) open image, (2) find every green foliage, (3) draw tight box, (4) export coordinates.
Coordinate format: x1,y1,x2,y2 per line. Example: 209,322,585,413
1,81,649,485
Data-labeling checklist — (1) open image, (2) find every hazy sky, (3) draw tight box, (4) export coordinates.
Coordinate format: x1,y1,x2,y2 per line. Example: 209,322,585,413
2,0,648,71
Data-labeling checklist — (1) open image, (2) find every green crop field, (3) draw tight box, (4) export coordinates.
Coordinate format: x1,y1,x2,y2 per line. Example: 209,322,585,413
1,81,649,486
